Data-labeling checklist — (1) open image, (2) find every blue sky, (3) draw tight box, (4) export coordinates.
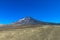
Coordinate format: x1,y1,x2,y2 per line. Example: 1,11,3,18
0,0,60,24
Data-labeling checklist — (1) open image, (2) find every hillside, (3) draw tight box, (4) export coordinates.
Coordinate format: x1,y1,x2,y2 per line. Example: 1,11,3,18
0,25,60,40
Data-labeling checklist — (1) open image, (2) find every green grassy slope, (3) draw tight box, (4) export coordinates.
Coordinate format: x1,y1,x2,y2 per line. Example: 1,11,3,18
0,25,59,40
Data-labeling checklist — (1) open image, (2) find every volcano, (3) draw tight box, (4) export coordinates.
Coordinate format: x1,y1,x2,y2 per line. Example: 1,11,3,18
12,17,60,25
12,17,42,25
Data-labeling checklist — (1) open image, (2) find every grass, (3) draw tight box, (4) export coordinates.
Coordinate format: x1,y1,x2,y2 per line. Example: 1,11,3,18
0,25,59,40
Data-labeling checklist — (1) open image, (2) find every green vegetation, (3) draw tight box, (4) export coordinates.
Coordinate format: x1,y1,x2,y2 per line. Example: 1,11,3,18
0,25,59,40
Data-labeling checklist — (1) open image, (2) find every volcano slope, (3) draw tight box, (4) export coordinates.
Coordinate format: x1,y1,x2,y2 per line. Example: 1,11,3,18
0,25,60,40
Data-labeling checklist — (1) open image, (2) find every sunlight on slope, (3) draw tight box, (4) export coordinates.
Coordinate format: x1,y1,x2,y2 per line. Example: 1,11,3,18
0,25,59,40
